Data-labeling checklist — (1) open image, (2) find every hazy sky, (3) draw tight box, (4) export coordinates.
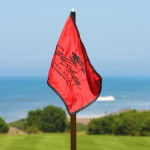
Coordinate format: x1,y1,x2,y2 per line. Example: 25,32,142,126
0,0,150,76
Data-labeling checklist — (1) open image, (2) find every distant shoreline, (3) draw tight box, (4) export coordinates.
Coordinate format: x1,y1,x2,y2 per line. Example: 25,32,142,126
67,116,91,125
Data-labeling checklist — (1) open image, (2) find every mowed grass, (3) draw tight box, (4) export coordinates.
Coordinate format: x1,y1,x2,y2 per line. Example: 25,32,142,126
0,133,150,150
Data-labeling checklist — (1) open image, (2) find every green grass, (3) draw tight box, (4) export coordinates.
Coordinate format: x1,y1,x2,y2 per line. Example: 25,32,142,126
0,134,150,150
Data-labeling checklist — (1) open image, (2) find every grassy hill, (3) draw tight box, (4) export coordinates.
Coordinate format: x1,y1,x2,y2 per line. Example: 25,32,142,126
0,134,150,150
8,119,26,130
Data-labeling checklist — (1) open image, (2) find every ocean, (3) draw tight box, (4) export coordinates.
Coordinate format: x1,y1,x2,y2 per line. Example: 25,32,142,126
0,76,150,123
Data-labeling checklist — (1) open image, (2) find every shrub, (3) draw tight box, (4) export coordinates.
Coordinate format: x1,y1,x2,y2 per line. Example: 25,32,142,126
40,105,66,132
0,117,9,133
25,105,67,133
26,126,39,134
25,109,42,130
87,110,150,136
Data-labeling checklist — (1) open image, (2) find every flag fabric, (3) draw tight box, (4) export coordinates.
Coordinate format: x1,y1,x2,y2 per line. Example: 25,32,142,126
47,13,102,115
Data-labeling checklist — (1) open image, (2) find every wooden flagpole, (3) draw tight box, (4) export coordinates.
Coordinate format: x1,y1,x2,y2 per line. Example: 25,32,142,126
71,113,76,150
71,9,76,150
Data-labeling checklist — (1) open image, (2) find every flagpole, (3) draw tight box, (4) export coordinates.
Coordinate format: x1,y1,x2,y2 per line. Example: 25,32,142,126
71,113,76,150
70,9,76,150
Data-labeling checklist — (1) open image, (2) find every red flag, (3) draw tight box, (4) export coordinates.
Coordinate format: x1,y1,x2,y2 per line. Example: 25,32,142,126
47,13,102,115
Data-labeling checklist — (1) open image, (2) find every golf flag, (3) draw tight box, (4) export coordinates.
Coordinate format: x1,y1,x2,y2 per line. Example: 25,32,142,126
47,13,102,115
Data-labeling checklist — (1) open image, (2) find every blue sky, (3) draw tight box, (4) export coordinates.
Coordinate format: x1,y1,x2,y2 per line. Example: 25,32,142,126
0,0,150,76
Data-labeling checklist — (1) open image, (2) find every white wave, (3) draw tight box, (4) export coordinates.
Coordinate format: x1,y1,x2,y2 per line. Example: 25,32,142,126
97,96,115,101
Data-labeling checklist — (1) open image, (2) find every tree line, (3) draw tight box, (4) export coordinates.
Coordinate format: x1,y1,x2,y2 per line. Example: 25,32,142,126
87,110,150,136
1,107,150,136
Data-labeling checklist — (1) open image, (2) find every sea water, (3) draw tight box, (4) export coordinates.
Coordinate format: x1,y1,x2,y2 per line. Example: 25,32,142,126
0,76,150,123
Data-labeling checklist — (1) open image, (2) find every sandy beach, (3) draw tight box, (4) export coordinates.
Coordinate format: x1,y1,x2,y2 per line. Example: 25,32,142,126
67,116,91,125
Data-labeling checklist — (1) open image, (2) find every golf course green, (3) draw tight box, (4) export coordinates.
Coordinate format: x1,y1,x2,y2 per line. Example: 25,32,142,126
0,133,150,150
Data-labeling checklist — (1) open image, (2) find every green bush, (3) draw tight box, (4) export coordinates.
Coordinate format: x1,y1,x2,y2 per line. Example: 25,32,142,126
25,109,42,130
26,126,39,134
25,105,67,133
87,110,150,136
40,105,66,132
0,117,9,133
